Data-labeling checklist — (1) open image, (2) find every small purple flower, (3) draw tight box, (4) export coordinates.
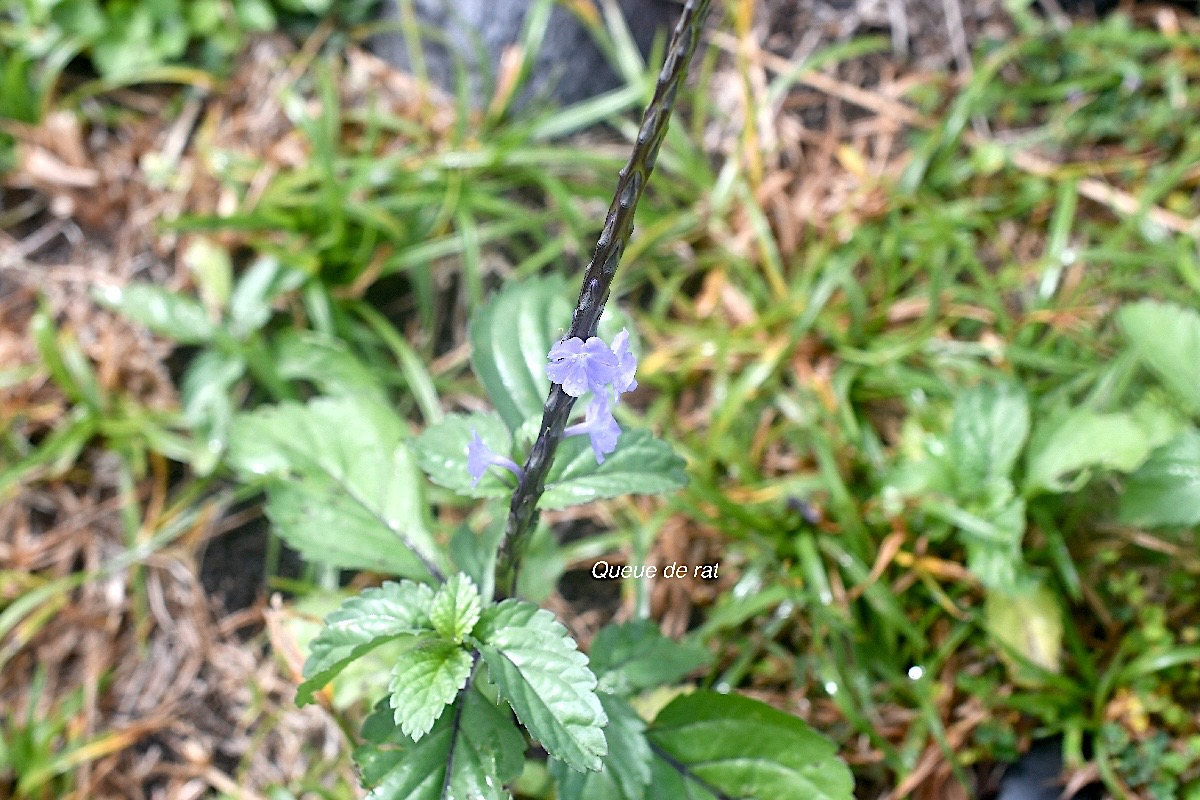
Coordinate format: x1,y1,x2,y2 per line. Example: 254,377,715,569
466,430,524,487
546,336,618,397
564,396,621,464
609,329,638,397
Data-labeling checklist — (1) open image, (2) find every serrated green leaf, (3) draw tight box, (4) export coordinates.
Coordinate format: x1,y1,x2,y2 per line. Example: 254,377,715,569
297,580,435,705
589,620,710,696
227,397,442,579
430,574,483,644
97,283,216,344
413,412,515,498
949,382,1029,498
1119,431,1200,527
551,693,651,800
286,590,409,711
1120,300,1200,414
647,691,854,800
469,276,573,430
476,600,607,772
389,637,474,740
359,686,525,800
541,430,688,509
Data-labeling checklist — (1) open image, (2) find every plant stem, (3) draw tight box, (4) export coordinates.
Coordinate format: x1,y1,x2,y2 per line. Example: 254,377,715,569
498,0,714,597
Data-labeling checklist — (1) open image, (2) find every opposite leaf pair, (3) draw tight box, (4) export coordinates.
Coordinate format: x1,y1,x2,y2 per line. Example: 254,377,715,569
298,575,608,774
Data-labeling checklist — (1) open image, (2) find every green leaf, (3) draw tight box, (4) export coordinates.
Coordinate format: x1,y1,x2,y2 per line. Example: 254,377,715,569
181,349,245,474
413,412,515,498
647,691,854,800
430,574,483,644
1025,407,1172,494
476,599,608,772
297,580,435,705
589,620,711,696
936,485,1026,593
389,637,474,740
541,430,688,509
551,693,652,800
469,276,573,431
227,396,442,579
1120,300,1200,413
228,256,304,339
1119,431,1200,527
450,520,504,603
273,330,386,402
984,580,1063,686
359,687,525,800
96,282,216,344
949,381,1029,497
514,520,566,604
286,590,410,711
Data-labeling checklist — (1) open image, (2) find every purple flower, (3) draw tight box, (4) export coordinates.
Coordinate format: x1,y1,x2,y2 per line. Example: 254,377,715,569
466,430,524,487
564,396,621,464
546,336,618,397
609,329,638,397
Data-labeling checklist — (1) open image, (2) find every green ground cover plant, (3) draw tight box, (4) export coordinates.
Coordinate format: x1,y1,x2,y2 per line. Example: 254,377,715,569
2,0,1200,797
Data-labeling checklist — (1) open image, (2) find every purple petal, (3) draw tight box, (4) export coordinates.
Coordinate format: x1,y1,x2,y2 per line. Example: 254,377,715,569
546,335,618,397
585,397,621,464
466,431,493,487
547,337,583,361
610,329,638,395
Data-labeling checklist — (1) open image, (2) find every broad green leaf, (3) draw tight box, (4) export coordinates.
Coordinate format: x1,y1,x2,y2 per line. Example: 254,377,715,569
470,276,573,430
551,693,652,800
359,687,525,800
949,381,1029,497
476,599,608,772
1025,406,1174,494
430,574,483,644
96,283,216,344
1120,300,1200,413
985,581,1063,686
227,397,442,579
297,580,435,705
389,636,474,740
1119,431,1200,527
273,330,386,401
450,520,505,603
413,412,515,498
648,691,854,800
589,620,710,696
541,430,688,509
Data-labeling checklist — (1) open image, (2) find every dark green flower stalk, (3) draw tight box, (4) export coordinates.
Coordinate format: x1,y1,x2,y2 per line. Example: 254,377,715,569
498,0,714,596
